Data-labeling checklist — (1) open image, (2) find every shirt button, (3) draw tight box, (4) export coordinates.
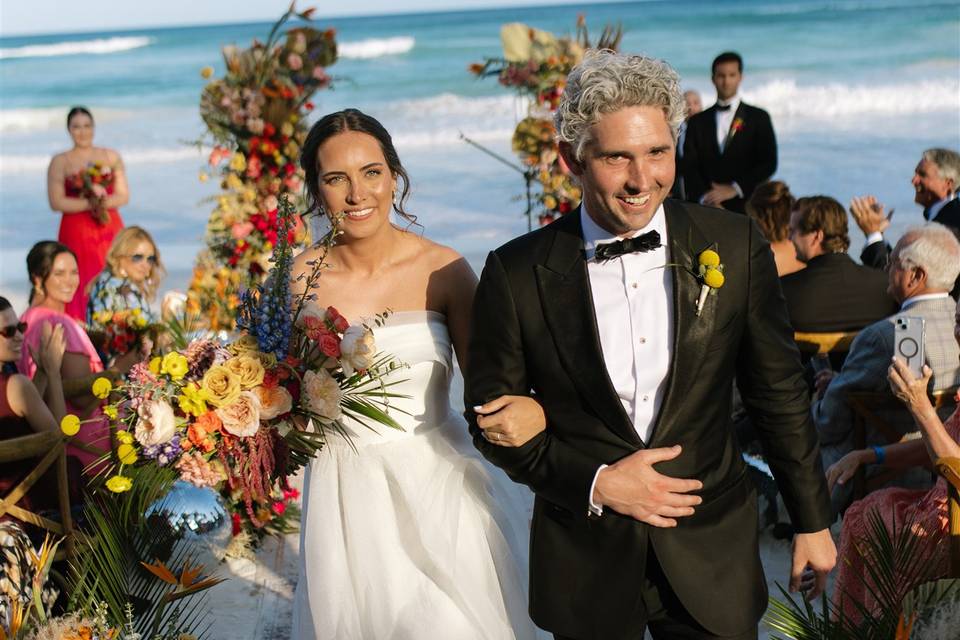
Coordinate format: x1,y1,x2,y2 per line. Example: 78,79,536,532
639,337,647,344
631,282,638,289
643,395,650,402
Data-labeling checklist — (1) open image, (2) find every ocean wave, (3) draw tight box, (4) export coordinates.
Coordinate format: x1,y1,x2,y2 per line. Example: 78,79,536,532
0,146,205,175
0,36,153,60
746,78,960,118
378,93,524,148
339,36,415,59
0,107,135,134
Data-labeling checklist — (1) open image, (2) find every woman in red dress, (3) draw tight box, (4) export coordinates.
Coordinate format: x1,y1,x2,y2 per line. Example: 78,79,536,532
46,106,129,320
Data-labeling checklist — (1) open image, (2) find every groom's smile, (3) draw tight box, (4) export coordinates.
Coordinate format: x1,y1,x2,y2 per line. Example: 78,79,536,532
561,105,676,236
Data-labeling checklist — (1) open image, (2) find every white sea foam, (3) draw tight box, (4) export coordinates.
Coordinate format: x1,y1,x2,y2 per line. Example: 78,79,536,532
0,146,205,175
0,107,136,133
0,36,153,60
339,36,415,59
379,93,523,148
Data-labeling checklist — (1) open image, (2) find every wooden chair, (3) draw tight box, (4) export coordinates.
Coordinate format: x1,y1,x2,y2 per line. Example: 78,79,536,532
847,387,959,500
794,330,859,356
0,431,74,561
936,456,960,579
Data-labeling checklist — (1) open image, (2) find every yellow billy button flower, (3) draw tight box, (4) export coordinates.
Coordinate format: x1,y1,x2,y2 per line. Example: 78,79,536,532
703,267,725,289
698,249,720,268
117,443,138,465
149,356,162,375
106,475,133,493
104,405,119,420
116,430,134,445
91,376,113,399
178,382,209,418
60,414,81,436
161,352,189,380
200,66,214,79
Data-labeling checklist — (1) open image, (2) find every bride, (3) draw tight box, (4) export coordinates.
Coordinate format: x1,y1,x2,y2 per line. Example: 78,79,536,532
290,109,546,639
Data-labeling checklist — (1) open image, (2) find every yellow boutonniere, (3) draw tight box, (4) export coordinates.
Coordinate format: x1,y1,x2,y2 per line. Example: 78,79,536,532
696,248,724,317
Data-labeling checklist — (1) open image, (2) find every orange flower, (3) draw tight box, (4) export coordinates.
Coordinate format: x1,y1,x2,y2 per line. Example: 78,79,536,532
188,411,222,452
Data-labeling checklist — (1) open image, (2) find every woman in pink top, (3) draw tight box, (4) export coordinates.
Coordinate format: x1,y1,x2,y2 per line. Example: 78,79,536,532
19,241,139,472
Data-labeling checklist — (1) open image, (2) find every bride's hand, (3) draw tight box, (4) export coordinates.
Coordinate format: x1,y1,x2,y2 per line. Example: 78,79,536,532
474,395,546,448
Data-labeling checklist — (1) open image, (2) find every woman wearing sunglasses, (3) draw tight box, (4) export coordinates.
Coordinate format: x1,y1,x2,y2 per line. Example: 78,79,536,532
1,295,70,515
86,227,167,362
19,241,140,474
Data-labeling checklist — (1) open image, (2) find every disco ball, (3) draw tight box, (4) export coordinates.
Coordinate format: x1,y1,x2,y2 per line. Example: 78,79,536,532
144,481,228,537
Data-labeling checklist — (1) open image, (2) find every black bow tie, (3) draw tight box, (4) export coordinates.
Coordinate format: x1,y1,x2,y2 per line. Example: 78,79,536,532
716,103,733,111
593,230,661,262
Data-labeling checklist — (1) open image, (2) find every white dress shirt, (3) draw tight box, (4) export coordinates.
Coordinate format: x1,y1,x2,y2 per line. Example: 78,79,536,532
581,205,674,514
715,95,741,152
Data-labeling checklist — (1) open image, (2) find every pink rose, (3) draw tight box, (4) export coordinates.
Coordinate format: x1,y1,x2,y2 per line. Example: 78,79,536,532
216,391,261,438
287,53,303,71
253,385,293,420
231,222,254,240
318,332,341,358
326,306,350,333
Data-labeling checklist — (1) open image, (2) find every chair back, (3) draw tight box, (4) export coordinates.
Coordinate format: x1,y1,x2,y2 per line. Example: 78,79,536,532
935,457,960,579
846,387,959,499
794,331,859,356
0,431,74,561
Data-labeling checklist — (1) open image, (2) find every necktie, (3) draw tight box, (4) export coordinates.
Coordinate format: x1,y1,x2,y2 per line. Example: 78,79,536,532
593,230,661,262
716,104,732,111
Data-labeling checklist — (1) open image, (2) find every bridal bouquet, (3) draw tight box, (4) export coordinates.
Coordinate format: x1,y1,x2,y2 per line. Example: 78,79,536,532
88,307,156,363
66,161,114,224
73,197,404,543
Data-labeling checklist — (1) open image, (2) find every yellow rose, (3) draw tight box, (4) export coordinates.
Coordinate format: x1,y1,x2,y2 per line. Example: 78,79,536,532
200,66,214,79
216,391,262,438
703,268,725,289
106,475,133,493
149,356,162,375
161,352,189,380
201,365,241,408
116,430,134,445
229,334,260,356
61,414,81,436
93,311,112,324
698,250,721,268
117,443,138,465
224,355,265,390
91,376,112,399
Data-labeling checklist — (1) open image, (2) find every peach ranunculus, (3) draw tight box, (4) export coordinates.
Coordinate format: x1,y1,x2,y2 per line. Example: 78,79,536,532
302,369,342,423
188,411,222,452
225,355,265,389
216,391,262,438
254,385,293,420
339,325,376,376
201,364,241,408
134,399,178,447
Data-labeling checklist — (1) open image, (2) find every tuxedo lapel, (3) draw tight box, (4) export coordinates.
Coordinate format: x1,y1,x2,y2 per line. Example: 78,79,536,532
720,103,746,156
648,200,719,446
535,211,640,446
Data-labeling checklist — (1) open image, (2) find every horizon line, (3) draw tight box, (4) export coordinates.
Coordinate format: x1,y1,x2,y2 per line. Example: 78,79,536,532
0,0,639,39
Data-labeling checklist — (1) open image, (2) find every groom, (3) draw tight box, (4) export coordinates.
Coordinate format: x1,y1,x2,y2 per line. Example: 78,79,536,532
465,51,835,640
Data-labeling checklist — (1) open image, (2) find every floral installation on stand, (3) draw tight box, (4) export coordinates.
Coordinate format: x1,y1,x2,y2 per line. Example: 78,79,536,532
187,3,338,330
470,16,621,226
65,161,114,225
64,197,406,552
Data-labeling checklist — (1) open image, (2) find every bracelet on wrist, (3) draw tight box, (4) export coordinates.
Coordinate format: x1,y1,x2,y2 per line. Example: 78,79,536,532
871,445,886,465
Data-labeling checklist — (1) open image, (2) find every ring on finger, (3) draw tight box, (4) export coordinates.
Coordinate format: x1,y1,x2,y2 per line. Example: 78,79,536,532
494,432,501,442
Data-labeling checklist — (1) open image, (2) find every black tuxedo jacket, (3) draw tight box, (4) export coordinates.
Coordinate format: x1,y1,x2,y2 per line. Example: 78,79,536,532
860,198,960,298
681,102,777,213
780,252,898,333
465,201,832,639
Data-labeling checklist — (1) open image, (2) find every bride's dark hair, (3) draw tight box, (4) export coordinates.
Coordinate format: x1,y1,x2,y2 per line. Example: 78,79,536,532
300,108,416,226
67,106,93,128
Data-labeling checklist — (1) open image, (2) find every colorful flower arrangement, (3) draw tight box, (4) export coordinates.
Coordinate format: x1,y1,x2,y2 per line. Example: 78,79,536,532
187,4,338,330
87,308,153,364
66,162,114,225
70,198,404,545
470,17,621,225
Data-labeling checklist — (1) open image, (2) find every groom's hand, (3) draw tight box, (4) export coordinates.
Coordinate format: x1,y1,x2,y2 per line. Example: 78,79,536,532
593,445,703,527
789,528,836,600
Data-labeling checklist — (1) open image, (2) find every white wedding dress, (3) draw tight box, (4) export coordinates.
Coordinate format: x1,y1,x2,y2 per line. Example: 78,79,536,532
292,310,539,640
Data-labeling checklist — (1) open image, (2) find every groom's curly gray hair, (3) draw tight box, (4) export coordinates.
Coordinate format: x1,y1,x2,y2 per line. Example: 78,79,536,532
555,50,686,163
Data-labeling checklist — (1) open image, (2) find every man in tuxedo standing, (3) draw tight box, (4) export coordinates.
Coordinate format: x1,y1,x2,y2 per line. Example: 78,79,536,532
466,50,834,640
850,147,960,269
681,52,777,213
671,89,703,200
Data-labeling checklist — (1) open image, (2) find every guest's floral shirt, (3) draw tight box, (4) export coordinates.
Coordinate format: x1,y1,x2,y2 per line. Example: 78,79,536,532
85,269,154,326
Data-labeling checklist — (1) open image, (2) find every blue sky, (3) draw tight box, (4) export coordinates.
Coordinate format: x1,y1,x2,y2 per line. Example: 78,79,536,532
0,0,605,37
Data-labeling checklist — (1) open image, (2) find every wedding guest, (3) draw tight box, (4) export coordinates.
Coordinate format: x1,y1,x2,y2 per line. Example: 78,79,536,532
826,295,960,622
746,180,804,276
781,195,897,332
47,106,128,320
0,296,67,517
813,224,960,514
19,242,137,472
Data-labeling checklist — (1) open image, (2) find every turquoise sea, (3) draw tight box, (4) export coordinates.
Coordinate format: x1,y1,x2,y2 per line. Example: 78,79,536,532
1,0,958,308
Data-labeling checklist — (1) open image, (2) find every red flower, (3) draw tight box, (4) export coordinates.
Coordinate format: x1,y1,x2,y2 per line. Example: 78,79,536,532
304,101,314,112
318,332,341,358
558,200,572,214
263,122,276,137
231,513,242,536
271,501,286,515
283,487,300,501
326,306,350,333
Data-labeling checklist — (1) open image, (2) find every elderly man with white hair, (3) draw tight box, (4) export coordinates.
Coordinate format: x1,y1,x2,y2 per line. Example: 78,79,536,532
813,222,960,514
